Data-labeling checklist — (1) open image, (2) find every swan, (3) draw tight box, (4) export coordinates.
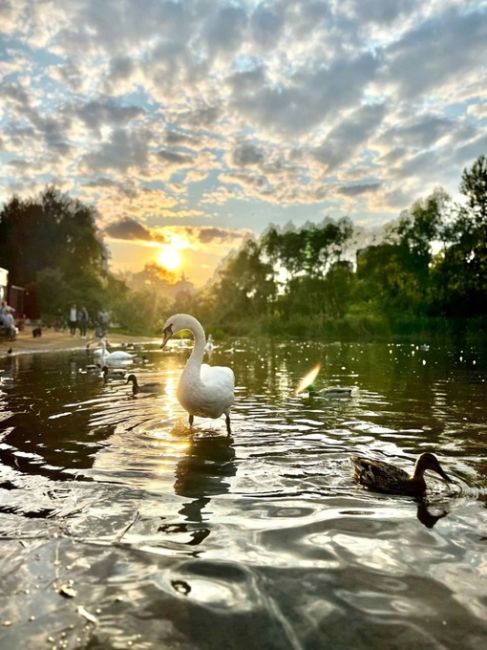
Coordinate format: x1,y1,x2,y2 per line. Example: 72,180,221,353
125,373,163,395
92,340,133,366
205,334,214,357
161,314,235,434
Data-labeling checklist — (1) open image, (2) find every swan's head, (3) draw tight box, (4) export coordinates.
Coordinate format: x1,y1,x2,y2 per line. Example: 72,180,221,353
161,314,200,348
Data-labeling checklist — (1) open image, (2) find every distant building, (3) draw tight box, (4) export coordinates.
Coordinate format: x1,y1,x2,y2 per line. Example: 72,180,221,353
0,266,35,318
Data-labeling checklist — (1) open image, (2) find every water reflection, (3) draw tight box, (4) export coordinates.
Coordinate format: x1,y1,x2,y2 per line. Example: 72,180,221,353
1,340,486,649
416,500,449,528
172,432,237,545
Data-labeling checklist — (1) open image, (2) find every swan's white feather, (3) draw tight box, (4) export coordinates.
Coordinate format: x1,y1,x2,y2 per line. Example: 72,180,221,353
164,315,235,422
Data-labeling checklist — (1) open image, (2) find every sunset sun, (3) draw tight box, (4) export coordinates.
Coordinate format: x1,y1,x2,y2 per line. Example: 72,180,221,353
157,246,182,272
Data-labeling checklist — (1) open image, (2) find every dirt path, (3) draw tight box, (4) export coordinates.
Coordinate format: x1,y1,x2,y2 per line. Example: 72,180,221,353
1,326,157,356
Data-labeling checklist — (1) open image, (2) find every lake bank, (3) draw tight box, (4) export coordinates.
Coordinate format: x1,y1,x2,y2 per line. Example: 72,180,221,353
1,325,157,356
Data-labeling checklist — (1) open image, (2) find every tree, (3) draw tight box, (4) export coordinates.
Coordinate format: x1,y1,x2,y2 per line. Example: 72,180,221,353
459,154,487,226
0,187,108,317
431,156,487,317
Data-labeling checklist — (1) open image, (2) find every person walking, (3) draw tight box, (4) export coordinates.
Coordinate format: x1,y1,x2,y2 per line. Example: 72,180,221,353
78,305,89,338
68,304,77,336
97,308,109,338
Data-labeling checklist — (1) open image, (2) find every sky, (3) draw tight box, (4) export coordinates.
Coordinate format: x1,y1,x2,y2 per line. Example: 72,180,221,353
0,0,486,285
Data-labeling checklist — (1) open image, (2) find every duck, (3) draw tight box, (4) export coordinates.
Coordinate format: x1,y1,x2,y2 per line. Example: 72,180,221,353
308,384,352,398
161,314,235,434
91,340,133,366
295,363,352,397
78,363,102,375
351,452,452,496
125,373,163,395
101,365,127,381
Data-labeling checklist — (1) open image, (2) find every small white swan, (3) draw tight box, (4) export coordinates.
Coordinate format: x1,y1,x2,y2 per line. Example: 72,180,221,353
161,314,235,434
205,334,214,357
93,340,133,366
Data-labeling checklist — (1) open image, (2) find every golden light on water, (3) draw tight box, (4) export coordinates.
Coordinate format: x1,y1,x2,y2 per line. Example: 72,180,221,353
157,246,182,271
295,363,321,395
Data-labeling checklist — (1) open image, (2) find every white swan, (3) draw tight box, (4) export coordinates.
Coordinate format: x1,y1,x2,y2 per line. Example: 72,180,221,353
205,334,214,357
93,340,133,366
161,314,235,434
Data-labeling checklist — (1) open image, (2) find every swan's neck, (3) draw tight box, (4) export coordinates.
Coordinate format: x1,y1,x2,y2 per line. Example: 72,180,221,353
182,318,206,378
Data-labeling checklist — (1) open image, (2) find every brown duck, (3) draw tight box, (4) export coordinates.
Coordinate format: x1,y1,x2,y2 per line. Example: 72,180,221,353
352,452,452,496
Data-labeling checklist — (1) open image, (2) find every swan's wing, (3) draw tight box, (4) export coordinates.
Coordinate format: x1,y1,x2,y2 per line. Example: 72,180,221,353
200,364,235,389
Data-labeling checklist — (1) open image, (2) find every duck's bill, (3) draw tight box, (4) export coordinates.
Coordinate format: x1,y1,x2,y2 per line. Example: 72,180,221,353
436,466,452,482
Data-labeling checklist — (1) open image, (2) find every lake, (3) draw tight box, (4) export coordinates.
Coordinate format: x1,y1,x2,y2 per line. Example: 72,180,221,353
0,339,486,649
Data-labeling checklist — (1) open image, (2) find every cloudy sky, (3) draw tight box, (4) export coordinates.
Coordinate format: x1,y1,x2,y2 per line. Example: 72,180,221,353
1,0,486,284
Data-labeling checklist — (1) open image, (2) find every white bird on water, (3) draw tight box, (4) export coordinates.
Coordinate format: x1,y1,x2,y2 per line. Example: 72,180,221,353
161,314,235,434
92,340,133,366
205,333,214,357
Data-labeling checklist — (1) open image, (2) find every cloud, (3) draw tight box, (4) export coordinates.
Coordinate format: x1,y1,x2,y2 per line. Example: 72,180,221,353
74,98,144,132
346,0,417,25
192,226,251,244
232,141,264,166
380,114,453,149
231,53,380,134
81,128,150,172
104,218,168,244
338,182,382,196
157,148,195,166
0,0,486,271
313,103,386,171
383,7,487,98
104,217,250,248
250,2,284,49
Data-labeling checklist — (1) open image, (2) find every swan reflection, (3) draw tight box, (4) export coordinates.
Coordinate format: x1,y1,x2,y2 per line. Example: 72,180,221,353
172,431,237,544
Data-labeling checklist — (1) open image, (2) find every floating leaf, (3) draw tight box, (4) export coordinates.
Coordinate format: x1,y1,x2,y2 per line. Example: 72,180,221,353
77,606,98,624
59,584,77,599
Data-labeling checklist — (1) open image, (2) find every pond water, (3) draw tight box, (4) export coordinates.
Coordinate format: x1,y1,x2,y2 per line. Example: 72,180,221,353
0,339,486,649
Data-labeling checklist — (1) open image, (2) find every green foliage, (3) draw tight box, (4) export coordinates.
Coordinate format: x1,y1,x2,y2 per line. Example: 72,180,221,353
0,187,110,319
431,156,487,317
201,156,486,339
1,155,485,340
110,286,171,335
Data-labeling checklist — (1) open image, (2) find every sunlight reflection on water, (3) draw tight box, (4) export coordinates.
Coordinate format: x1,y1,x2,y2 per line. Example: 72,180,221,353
0,339,486,649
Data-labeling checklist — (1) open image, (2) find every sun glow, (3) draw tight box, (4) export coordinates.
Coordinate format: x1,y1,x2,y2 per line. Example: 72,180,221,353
157,246,182,271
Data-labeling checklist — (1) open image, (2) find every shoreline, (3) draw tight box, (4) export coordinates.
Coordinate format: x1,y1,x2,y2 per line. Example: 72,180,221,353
1,325,158,356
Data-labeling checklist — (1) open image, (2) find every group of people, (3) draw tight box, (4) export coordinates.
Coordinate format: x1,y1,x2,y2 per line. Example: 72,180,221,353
0,301,17,340
68,304,109,340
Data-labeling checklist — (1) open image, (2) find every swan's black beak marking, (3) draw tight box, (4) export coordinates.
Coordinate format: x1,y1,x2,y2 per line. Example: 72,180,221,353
161,323,173,349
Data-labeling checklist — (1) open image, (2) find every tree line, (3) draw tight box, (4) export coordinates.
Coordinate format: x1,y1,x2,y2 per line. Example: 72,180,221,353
0,155,485,340
195,155,487,339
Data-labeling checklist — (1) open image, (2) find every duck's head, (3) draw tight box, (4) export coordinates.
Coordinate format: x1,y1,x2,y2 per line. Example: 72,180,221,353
415,453,451,483
125,374,137,386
